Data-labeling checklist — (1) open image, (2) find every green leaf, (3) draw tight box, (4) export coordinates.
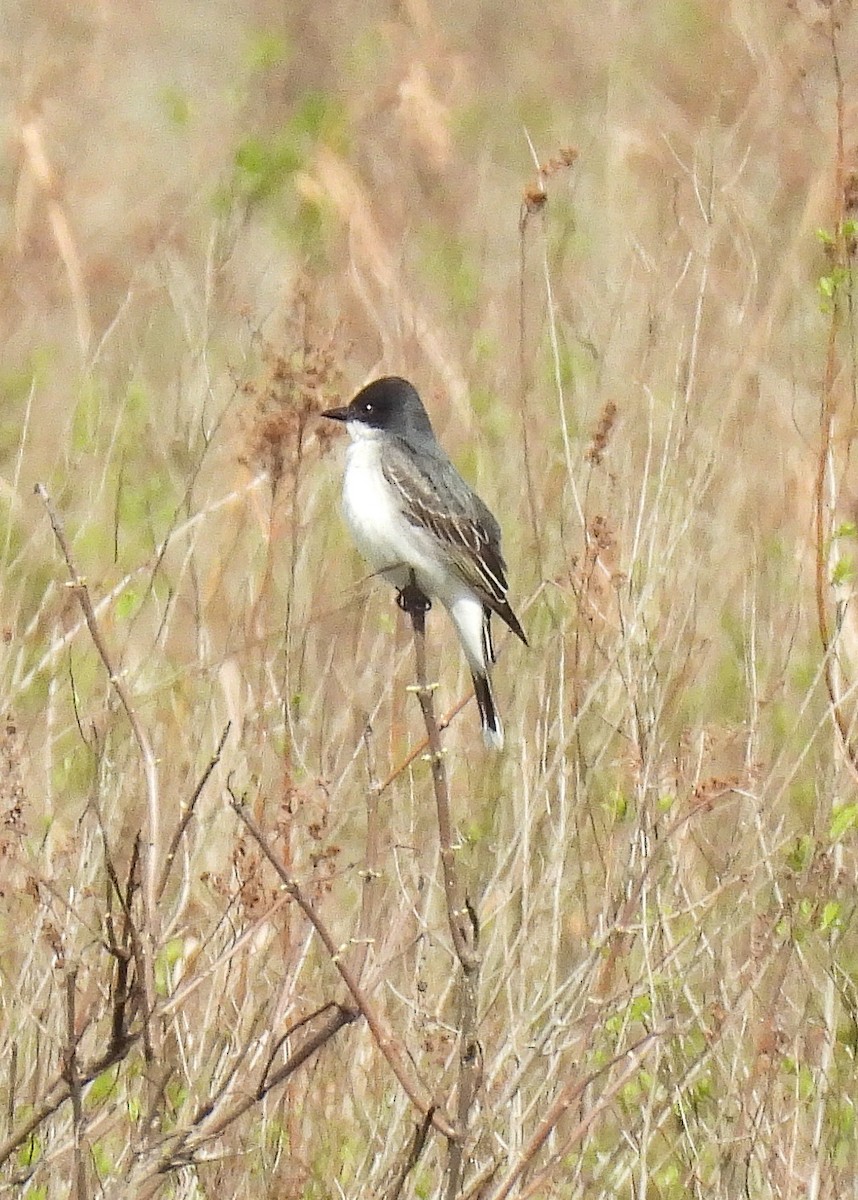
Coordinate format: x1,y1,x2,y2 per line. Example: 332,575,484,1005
830,802,858,843
114,587,140,621
245,30,291,71
629,993,652,1022
233,136,302,201
831,557,854,586
87,1066,119,1106
17,1132,42,1168
605,787,629,821
786,834,814,872
160,86,191,128
819,900,841,933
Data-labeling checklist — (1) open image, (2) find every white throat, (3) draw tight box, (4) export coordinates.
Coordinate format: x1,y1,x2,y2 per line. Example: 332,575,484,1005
346,420,385,444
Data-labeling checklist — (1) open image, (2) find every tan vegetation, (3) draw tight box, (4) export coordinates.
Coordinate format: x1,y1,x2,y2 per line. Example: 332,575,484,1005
3,1,858,1196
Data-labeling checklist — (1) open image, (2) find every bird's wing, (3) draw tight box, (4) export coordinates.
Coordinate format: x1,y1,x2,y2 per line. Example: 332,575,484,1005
381,442,509,608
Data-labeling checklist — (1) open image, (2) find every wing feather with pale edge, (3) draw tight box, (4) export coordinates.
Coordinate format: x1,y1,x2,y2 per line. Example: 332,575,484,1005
381,442,528,645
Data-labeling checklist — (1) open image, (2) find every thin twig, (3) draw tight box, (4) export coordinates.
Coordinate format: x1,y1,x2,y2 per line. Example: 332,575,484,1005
35,483,161,1058
486,1031,663,1200
384,1108,435,1200
20,119,92,355
809,24,854,1200
149,1004,357,1177
0,1031,138,1173
231,792,456,1140
6,1045,16,1139
16,475,268,701
101,834,139,1057
91,1005,355,1196
353,722,383,983
63,967,86,1200
156,722,231,902
811,14,858,785
518,156,545,574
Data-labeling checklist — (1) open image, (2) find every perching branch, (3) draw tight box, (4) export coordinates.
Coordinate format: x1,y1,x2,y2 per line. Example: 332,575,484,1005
398,582,478,971
398,579,482,1200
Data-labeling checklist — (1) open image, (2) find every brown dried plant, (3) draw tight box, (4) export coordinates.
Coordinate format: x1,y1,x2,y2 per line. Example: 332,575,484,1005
238,286,345,497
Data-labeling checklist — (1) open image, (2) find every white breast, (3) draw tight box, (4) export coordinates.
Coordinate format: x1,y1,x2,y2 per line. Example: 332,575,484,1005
338,423,490,673
340,428,447,595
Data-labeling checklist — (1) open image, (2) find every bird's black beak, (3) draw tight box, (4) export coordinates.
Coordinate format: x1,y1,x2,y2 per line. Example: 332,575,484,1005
322,405,351,422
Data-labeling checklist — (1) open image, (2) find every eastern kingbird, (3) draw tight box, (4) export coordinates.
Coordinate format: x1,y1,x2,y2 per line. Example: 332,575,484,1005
323,376,527,748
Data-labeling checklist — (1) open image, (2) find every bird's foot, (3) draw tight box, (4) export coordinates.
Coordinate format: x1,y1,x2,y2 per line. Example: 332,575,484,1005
396,583,431,616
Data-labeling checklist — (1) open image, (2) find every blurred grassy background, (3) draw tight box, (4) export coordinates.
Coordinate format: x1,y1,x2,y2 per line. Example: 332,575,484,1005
3,1,858,1197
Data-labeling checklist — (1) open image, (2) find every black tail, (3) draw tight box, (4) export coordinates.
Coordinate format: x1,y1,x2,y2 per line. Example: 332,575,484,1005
472,671,504,750
494,599,528,648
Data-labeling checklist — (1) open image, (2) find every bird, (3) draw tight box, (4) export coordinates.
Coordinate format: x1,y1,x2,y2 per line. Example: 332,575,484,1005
322,376,527,748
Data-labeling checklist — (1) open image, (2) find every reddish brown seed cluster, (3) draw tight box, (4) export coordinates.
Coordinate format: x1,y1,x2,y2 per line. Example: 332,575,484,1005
238,286,347,495
585,400,619,466
520,145,578,223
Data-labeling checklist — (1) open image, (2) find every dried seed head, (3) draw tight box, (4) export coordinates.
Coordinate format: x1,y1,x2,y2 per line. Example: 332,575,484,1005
520,144,578,229
238,285,347,496
585,400,618,466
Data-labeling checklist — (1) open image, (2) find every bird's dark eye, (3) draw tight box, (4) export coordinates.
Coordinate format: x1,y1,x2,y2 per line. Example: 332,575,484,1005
363,402,373,413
